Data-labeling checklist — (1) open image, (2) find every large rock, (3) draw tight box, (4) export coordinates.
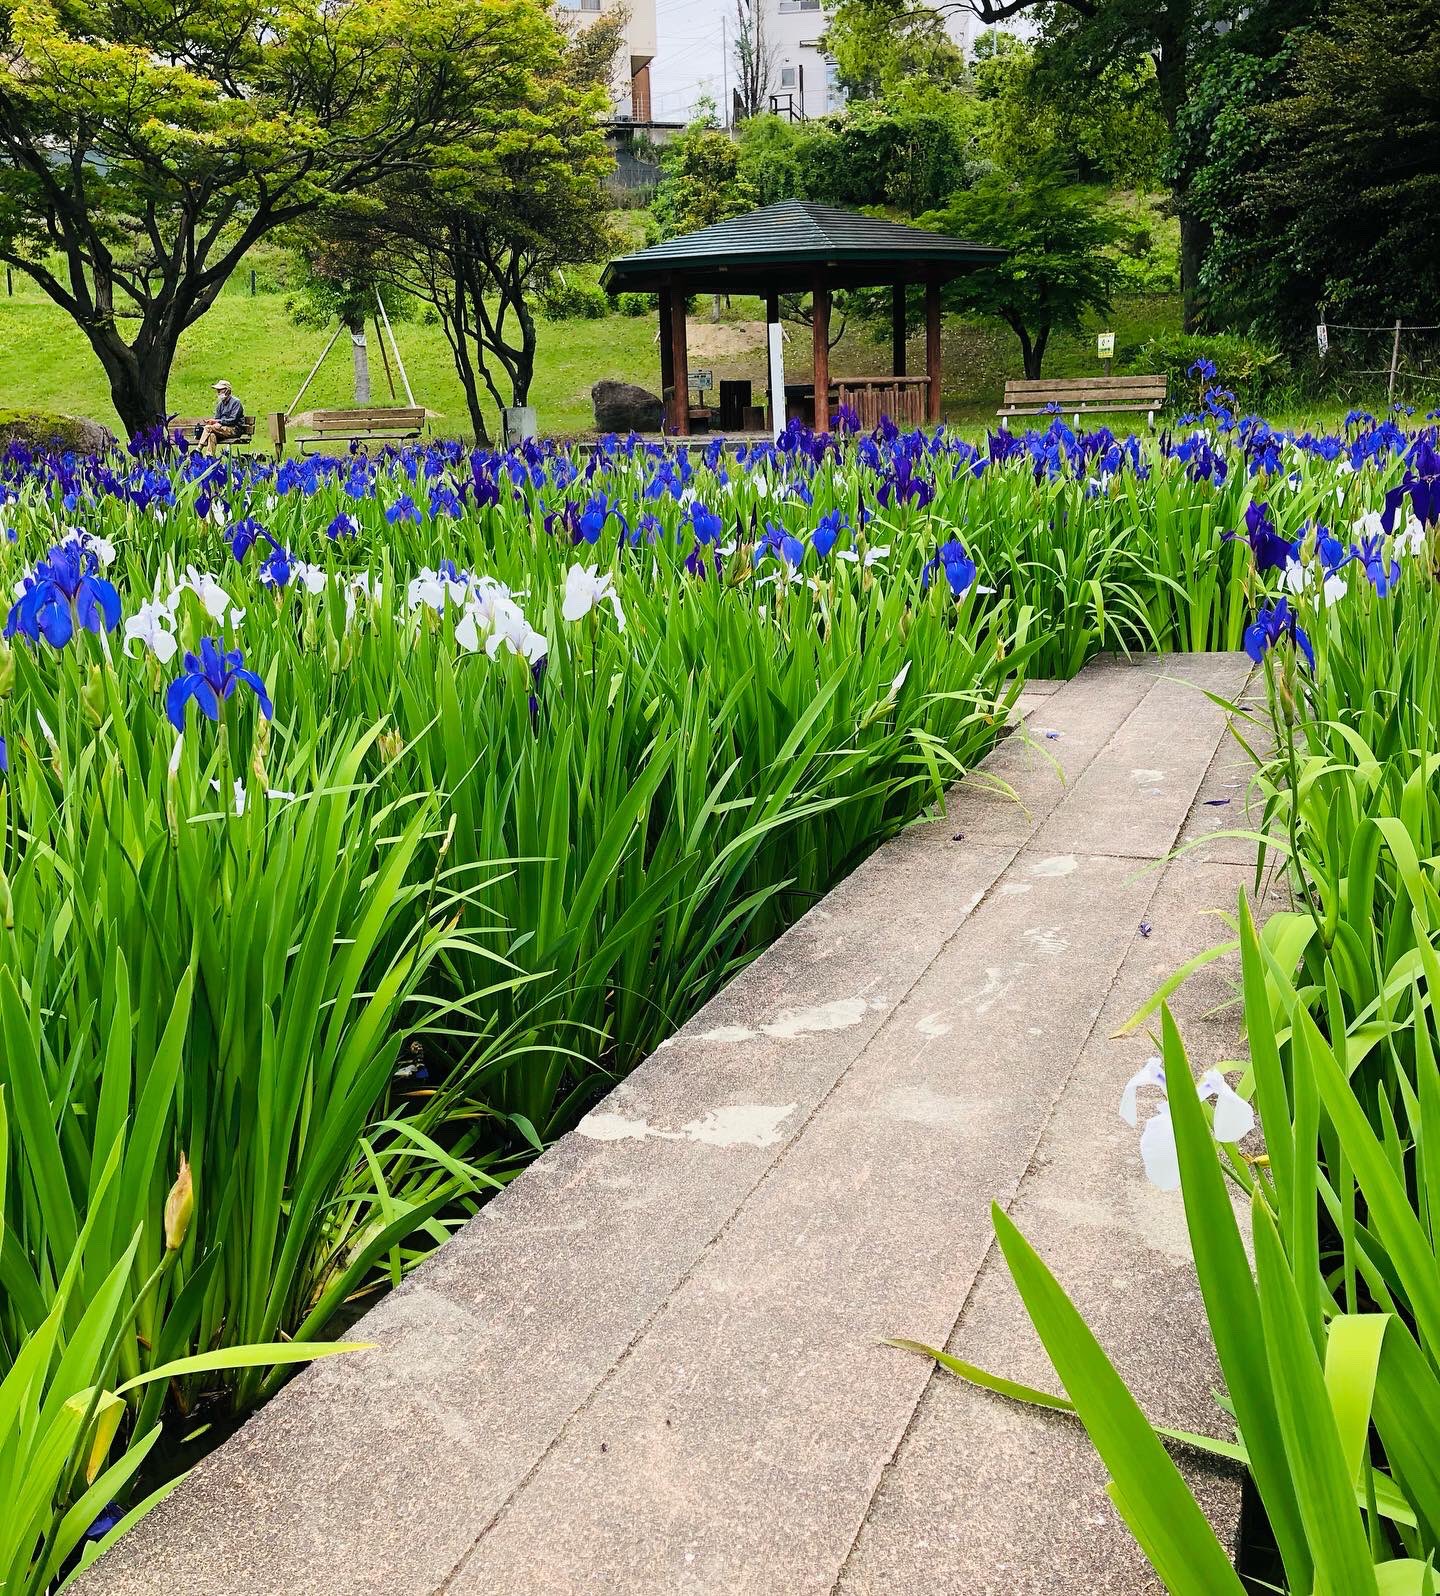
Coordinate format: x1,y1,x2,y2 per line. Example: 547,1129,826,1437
0,409,117,456
591,380,662,434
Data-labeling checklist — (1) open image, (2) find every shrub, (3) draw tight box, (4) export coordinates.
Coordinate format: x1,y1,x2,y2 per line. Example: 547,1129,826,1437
615,291,653,317
539,278,610,321
1135,331,1287,411
0,409,117,454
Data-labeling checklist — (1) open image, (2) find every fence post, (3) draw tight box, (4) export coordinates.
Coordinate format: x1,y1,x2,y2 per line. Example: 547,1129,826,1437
1389,318,1402,401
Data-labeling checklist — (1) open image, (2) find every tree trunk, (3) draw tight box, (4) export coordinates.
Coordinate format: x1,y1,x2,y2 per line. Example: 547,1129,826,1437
1027,325,1050,380
350,323,372,405
1177,208,1213,333
88,331,175,437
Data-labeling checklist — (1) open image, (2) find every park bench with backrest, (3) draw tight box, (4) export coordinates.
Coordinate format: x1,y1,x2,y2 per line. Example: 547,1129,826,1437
997,373,1168,422
273,406,427,453
171,414,257,451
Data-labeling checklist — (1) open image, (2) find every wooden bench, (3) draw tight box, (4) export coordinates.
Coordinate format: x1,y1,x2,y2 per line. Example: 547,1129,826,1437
997,374,1167,421
171,415,257,452
273,406,426,454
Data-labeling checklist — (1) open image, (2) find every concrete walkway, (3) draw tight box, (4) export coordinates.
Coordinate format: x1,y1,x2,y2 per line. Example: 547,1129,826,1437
84,653,1267,1596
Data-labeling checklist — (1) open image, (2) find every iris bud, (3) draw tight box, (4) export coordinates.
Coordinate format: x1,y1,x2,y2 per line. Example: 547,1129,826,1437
164,1153,194,1251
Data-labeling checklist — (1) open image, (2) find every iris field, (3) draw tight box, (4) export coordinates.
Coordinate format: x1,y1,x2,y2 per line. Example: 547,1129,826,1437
1,389,1437,1591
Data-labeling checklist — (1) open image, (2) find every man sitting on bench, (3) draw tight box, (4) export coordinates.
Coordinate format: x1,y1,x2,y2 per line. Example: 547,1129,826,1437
198,380,245,454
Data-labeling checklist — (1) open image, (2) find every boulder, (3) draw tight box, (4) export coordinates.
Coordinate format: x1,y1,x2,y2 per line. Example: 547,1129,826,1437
0,409,118,456
591,380,663,435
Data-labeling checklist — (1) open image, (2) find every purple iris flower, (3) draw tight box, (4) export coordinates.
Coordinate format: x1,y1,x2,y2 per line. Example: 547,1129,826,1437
921,538,977,599
5,542,121,648
384,495,421,525
1226,501,1297,574
166,638,274,731
326,512,360,540
1244,599,1314,672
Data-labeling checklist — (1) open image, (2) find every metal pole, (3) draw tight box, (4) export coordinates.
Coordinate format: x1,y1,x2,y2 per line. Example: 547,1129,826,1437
721,14,729,128
249,268,256,296
1388,318,1402,402
376,291,415,408
286,322,344,418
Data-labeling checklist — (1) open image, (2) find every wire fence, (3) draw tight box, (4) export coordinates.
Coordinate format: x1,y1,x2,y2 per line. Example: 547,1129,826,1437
1317,319,1440,408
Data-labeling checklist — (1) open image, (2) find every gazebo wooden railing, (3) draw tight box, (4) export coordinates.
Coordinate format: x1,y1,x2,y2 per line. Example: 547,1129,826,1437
601,202,1005,438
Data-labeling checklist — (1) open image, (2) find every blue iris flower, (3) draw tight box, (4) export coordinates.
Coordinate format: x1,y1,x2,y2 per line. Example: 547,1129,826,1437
259,542,294,588
812,510,849,558
5,542,121,648
576,492,630,545
1351,535,1400,596
758,521,805,568
688,501,724,546
0,734,8,774
1244,599,1314,672
228,517,265,560
921,538,977,599
385,495,421,525
326,512,360,540
166,637,274,731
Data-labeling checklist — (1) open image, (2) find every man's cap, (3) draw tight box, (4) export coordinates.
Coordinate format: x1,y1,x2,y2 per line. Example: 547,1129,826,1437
212,380,231,391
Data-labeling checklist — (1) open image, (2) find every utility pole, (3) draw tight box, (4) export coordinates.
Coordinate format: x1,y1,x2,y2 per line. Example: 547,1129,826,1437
722,13,729,128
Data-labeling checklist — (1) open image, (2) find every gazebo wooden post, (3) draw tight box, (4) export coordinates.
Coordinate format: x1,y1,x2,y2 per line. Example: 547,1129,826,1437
668,286,690,436
812,274,830,432
924,274,942,424
657,287,675,423
891,282,907,376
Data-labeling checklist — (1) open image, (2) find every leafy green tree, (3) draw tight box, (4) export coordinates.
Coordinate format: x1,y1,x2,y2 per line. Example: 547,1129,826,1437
1191,0,1439,343
378,24,617,441
822,0,966,101
653,111,758,237
285,218,410,406
923,176,1121,377
0,0,554,434
970,33,1167,191
734,96,978,216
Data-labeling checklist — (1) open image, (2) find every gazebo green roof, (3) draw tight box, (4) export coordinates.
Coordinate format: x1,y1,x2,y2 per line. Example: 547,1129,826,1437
600,201,1003,295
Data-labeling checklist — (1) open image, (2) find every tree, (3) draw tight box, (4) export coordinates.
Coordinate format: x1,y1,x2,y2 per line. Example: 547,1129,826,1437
824,0,1249,328
652,113,758,236
0,0,557,434
286,217,407,406
923,176,1121,377
822,0,965,102
1190,0,1440,344
969,33,1167,192
377,23,617,442
732,0,777,121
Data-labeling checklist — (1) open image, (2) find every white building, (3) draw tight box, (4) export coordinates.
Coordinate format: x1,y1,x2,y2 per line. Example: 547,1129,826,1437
762,0,997,122
560,0,659,122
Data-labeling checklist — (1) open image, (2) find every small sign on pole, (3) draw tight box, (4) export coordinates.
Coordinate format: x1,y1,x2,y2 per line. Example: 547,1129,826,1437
1097,330,1115,377
690,368,715,402
1316,323,1329,358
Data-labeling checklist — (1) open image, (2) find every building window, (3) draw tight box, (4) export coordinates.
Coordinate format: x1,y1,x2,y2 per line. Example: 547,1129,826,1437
779,65,796,87
778,0,820,10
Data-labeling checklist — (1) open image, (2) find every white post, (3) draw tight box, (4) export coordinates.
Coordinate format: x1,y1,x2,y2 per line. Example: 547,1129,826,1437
376,291,416,408
767,319,786,442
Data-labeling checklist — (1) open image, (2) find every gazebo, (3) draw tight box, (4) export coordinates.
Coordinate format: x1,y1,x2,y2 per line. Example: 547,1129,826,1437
599,201,1004,436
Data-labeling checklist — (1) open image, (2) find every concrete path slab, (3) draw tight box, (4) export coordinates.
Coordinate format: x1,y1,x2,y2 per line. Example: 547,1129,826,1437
81,655,1262,1596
